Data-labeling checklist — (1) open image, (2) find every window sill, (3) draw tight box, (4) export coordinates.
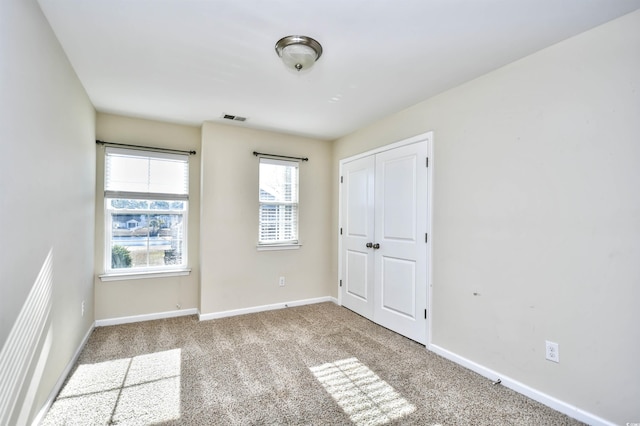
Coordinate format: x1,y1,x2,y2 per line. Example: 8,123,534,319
256,244,301,251
98,268,191,282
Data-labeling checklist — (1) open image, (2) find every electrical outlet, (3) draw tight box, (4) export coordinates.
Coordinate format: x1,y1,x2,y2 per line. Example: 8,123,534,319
279,276,285,287
545,340,559,363
81,300,85,317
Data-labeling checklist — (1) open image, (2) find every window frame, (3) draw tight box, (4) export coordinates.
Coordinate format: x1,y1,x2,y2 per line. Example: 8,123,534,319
257,157,301,250
100,147,191,279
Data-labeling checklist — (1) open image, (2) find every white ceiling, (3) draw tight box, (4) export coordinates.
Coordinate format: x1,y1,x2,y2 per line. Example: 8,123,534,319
38,0,640,140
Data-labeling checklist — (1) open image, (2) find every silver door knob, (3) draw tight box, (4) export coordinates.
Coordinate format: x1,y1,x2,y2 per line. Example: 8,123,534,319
373,243,380,249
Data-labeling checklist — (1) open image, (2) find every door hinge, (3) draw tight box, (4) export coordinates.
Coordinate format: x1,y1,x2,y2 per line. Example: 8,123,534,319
340,279,343,287
340,228,343,235
425,233,428,243
424,309,427,319
426,157,429,168
340,176,343,183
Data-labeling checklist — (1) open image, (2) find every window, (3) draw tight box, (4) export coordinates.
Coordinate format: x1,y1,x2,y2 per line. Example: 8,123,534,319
258,158,299,246
104,147,189,274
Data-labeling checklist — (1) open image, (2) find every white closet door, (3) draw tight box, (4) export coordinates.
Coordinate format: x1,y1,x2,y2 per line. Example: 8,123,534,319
340,138,429,344
373,141,428,344
340,155,375,318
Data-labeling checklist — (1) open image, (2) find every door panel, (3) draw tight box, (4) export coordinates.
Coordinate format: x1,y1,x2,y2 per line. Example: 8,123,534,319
340,155,375,318
346,168,371,237
374,141,427,344
381,257,416,318
382,156,416,242
345,250,368,300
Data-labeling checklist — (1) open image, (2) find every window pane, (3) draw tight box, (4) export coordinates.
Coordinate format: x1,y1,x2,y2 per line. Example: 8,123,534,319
106,155,150,193
259,204,298,243
109,201,186,270
110,199,149,210
148,158,189,194
259,161,298,203
109,199,185,211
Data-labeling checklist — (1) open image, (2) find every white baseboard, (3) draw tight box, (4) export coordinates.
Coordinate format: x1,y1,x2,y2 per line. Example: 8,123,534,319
95,308,199,327
428,343,615,426
31,323,95,426
198,296,338,321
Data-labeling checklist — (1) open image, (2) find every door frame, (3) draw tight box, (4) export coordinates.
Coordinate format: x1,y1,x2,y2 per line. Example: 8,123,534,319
338,131,434,346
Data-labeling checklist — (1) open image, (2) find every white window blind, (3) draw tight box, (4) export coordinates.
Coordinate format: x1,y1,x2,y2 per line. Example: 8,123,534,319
259,158,299,245
105,147,189,200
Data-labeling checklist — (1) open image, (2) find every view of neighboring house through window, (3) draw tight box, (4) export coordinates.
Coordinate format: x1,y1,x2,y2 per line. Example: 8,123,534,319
104,147,189,273
258,157,299,246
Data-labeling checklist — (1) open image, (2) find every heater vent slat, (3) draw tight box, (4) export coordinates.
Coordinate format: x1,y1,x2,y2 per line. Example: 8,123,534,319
222,114,247,122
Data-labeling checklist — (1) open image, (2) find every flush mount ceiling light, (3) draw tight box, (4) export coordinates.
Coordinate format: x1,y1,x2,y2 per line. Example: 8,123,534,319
275,35,323,72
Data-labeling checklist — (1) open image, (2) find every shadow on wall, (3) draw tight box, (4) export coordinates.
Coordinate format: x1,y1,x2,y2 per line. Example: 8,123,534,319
0,249,53,425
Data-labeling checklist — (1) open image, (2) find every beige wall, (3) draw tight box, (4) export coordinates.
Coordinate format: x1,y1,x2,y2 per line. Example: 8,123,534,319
333,10,640,424
0,0,95,424
200,122,333,314
94,113,201,319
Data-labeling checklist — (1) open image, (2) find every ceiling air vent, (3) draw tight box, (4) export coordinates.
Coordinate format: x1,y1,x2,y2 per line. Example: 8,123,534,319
222,114,247,122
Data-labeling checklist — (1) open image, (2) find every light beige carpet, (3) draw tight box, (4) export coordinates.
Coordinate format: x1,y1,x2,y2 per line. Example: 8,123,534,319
42,302,583,425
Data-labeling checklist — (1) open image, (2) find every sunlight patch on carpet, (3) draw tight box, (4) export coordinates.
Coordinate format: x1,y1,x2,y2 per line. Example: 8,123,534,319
42,348,181,425
310,357,415,425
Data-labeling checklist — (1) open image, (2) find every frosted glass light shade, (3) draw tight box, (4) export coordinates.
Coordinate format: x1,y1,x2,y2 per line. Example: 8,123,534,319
275,35,323,72
281,44,317,71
